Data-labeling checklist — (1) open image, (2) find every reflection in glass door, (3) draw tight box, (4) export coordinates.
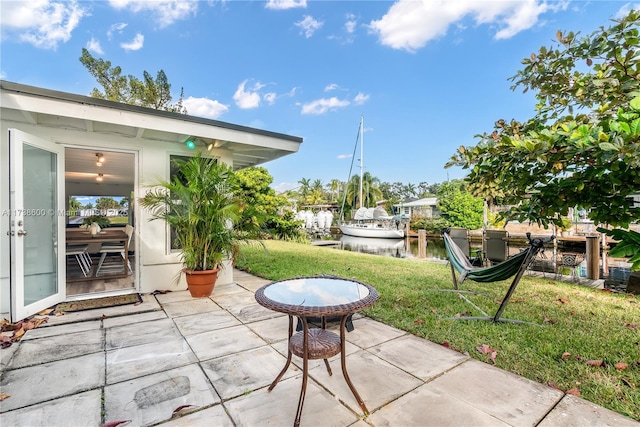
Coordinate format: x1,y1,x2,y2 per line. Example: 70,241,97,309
9,129,65,321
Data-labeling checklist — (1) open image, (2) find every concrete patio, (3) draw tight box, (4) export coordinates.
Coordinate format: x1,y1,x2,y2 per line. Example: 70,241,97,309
0,269,638,426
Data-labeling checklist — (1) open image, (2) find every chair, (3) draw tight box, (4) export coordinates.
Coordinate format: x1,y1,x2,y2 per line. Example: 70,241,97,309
441,229,553,324
66,244,92,277
449,227,483,266
96,224,133,276
484,229,509,264
556,253,584,281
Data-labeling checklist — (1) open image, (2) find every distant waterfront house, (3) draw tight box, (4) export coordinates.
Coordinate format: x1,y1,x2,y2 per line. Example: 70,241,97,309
394,198,439,219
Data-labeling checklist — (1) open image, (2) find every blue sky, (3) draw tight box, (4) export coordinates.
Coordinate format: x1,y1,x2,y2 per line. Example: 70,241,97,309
1,0,635,193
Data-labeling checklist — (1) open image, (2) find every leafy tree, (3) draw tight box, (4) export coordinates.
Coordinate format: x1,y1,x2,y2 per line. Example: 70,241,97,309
327,179,342,203
437,181,484,229
95,197,119,211
446,11,640,229
344,172,383,209
233,167,306,241
79,48,186,113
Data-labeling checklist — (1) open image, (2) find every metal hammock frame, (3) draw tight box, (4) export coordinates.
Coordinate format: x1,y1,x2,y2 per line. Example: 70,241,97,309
442,229,553,324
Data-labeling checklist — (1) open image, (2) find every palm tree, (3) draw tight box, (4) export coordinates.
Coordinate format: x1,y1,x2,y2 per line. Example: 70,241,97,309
327,179,341,202
345,172,382,208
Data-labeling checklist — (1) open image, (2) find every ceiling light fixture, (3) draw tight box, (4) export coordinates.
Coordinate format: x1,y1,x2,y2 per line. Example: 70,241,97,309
185,139,196,150
96,153,105,166
207,143,214,151
96,173,104,182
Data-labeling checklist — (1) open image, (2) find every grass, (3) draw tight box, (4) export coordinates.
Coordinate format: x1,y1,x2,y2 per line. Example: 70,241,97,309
236,240,640,421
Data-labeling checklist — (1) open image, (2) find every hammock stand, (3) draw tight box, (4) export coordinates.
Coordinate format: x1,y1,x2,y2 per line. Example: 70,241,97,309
442,229,553,324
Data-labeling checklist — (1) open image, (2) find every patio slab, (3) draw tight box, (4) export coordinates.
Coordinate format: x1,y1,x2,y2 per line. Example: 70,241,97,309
0,353,104,412
223,374,359,427
201,345,297,400
538,394,640,427
8,328,104,369
427,358,565,426
0,389,102,427
106,337,198,384
103,363,220,426
186,323,266,361
367,334,469,381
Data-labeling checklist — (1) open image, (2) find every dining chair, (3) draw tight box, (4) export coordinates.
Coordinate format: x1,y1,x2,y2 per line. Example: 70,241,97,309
95,224,134,276
66,244,92,277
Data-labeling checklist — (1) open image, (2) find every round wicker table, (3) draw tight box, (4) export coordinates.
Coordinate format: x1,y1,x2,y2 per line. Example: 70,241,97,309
255,276,379,427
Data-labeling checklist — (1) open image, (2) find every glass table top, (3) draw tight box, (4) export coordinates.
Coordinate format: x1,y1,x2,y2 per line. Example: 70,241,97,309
262,277,372,308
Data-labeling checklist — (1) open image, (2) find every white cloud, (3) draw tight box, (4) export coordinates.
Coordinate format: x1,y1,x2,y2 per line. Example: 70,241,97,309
107,22,127,39
120,33,144,51
295,15,323,38
234,79,263,109
369,0,568,52
345,13,357,33
615,3,640,19
273,182,300,193
264,92,277,104
0,0,87,50
86,37,104,55
301,97,350,115
265,0,307,10
337,154,353,160
182,97,228,119
108,0,198,28
353,92,370,105
324,83,340,92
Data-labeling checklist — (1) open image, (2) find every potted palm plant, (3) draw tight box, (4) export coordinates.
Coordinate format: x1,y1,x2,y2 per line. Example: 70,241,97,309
139,153,244,297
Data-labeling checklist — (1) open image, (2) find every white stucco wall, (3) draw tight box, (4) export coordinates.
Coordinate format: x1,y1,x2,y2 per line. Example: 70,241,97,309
0,120,235,314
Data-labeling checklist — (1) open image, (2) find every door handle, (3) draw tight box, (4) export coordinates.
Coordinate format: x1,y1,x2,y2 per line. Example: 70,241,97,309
17,229,28,236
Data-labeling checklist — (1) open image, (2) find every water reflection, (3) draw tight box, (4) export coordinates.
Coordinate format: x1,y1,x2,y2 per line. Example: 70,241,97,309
322,235,631,290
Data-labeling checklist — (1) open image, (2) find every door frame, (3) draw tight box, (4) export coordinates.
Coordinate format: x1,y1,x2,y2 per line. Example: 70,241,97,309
61,145,139,299
9,129,66,321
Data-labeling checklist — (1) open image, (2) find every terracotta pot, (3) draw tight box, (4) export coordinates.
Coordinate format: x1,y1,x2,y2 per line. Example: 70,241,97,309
184,268,220,298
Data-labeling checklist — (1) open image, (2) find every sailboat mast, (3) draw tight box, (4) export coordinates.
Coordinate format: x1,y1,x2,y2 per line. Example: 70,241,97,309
359,115,364,208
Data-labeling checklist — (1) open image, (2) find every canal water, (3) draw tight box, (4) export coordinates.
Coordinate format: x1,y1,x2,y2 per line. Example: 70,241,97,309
317,235,632,291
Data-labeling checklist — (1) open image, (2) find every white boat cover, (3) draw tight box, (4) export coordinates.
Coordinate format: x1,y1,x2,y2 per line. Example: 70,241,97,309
353,207,393,220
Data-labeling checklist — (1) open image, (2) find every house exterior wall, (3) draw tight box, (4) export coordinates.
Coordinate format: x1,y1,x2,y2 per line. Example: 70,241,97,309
0,120,235,313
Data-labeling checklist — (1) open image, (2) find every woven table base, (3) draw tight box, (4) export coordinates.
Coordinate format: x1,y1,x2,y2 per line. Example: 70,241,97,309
289,328,341,359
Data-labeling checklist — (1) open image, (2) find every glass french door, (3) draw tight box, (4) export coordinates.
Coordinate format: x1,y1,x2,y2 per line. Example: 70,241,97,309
9,129,65,322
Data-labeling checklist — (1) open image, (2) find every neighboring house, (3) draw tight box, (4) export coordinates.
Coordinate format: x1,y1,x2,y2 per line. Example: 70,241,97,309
1,80,302,321
393,198,439,219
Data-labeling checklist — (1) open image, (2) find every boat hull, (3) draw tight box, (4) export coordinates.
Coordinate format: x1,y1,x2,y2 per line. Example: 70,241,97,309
339,223,404,239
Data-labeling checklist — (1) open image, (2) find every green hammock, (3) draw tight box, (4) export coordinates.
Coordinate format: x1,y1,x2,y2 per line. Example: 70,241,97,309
442,229,551,323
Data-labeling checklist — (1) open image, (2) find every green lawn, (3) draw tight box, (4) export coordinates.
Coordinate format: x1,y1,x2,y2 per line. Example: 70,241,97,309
237,240,640,421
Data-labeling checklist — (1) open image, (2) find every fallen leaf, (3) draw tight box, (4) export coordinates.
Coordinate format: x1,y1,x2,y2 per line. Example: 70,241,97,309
624,323,638,329
413,319,425,325
172,404,196,415
430,309,438,314
614,363,629,370
558,298,570,304
586,360,604,367
101,421,131,427
454,311,472,318
489,351,498,364
547,382,562,391
561,352,571,360
476,344,496,355
0,393,9,401
543,317,557,324
441,342,450,348
13,328,25,340
566,388,581,396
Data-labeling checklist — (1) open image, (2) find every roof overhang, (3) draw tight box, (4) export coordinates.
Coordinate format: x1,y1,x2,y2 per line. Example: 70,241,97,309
0,80,303,170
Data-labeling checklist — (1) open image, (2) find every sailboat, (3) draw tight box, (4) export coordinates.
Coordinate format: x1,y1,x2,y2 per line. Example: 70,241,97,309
338,116,407,239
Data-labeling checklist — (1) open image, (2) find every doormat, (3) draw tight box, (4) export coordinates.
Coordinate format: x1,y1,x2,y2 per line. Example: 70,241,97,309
56,294,142,312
